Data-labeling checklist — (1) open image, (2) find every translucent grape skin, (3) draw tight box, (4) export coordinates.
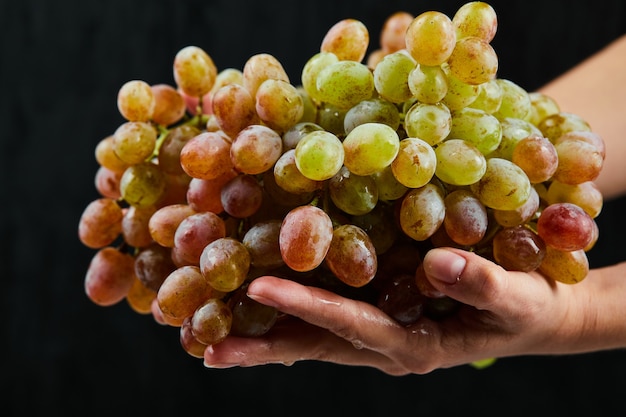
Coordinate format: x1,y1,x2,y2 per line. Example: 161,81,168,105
173,211,227,265
443,189,488,246
511,134,558,184
190,298,233,345
117,79,155,122
211,83,259,139
434,139,486,186
230,124,283,175
255,78,304,133
539,247,589,285
342,122,400,176
150,83,186,126
398,183,446,241
492,226,546,272
220,174,264,218
325,224,378,288
315,60,375,110
173,45,217,98
470,157,531,210
452,1,498,42
537,202,595,252
119,162,166,208
78,198,123,249
405,11,456,66
113,121,157,165
447,36,498,85
321,18,369,62
199,237,251,293
179,131,233,180
84,247,136,307
329,166,379,216
242,53,290,99
279,205,334,272
391,137,437,189
294,130,345,181
157,265,214,321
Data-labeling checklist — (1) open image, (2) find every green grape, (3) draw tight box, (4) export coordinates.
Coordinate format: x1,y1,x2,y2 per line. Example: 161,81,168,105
297,86,318,123
493,185,540,227
405,11,456,66
329,166,379,216
190,298,233,345
407,64,448,104
301,52,339,104
255,78,304,133
295,130,345,181
487,117,542,160
200,237,251,292
315,60,374,109
468,79,503,114
113,121,157,165
120,162,166,208
371,165,409,202
342,122,400,176
528,91,560,126
538,111,592,142
351,203,399,255
150,83,186,126
470,157,531,210
211,83,260,139
85,247,136,307
117,79,155,122
434,139,486,186
373,51,416,103
315,102,348,137
242,53,290,98
78,198,123,249
447,36,498,85
230,124,283,175
325,224,377,288
273,149,322,194
452,1,498,41
404,102,451,146
399,183,446,241
448,107,502,155
441,66,479,110
282,121,324,150
173,45,217,98
391,137,437,188
493,79,531,120
320,18,370,62
343,98,400,135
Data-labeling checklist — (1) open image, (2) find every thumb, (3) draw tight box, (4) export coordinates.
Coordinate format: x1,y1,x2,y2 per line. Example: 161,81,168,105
422,247,512,311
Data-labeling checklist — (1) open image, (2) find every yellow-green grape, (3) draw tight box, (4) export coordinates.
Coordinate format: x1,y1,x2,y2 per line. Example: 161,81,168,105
470,157,531,210
211,68,244,91
316,60,374,109
351,203,398,255
273,149,321,194
452,1,498,42
282,122,324,151
493,79,531,120
488,117,542,160
408,64,448,104
373,51,416,103
435,139,486,186
545,180,603,219
200,237,250,292
538,111,592,142
538,247,589,284
320,18,369,62
297,87,318,123
342,122,400,176
173,45,217,98
441,66,479,111
117,80,155,122
528,91,560,126
468,78,503,114
493,186,540,227
112,121,157,165
447,36,498,85
242,53,290,99
316,103,348,137
391,137,437,188
371,165,409,202
448,107,502,155
301,52,339,104
120,163,166,208
343,98,400,135
404,102,451,147
399,183,446,241
329,166,378,216
405,11,456,66
295,130,344,181
255,79,304,133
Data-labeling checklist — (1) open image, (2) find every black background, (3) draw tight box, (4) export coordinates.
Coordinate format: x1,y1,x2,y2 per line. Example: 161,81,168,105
3,1,626,416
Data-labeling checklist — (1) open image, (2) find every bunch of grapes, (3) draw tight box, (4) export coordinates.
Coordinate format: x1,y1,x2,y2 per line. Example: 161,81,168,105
78,1,604,359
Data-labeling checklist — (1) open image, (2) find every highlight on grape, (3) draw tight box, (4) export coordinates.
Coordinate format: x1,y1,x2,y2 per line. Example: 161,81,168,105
79,1,605,360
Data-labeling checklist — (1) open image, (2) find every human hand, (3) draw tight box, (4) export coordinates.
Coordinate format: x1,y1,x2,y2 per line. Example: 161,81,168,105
203,247,595,375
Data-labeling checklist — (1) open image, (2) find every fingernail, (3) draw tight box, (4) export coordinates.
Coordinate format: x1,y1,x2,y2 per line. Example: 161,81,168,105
247,291,280,309
204,362,237,369
424,249,466,284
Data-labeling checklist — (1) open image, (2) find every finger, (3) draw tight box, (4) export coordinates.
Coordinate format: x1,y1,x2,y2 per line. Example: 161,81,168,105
244,276,407,355
204,318,409,375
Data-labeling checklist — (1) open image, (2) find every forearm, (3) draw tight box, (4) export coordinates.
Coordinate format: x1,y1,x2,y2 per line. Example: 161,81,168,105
538,34,626,201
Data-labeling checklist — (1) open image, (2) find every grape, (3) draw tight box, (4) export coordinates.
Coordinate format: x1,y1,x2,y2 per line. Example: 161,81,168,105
488,116,542,161
126,276,157,315
121,205,156,248
321,18,369,62
84,247,136,307
315,102,348,136
190,298,233,345
552,136,604,185
255,79,304,132
537,202,595,251
468,79,503,114
404,102,452,147
186,169,238,214
134,243,177,292
242,53,289,98
441,64,479,110
391,137,437,188
329,166,378,216
405,11,456,66
545,180,603,219
117,79,155,122
554,130,605,160
78,198,123,249
538,111,591,142
173,45,217,98
528,91,560,126
511,134,558,184
228,283,279,337
492,226,546,272
230,124,283,175
351,203,399,255
220,174,264,218
443,189,488,246
279,205,334,272
199,237,251,292
452,1,498,42
95,135,130,174
301,52,339,104
493,185,540,227
371,165,409,202
180,317,208,358
447,36,498,85
173,211,226,265
242,219,285,270
179,131,233,180
492,79,531,120
315,60,374,109
434,139,486,186
448,107,502,155
470,157,531,210
120,162,166,208
113,121,157,165
94,165,122,199
294,130,344,181
407,64,448,104
273,149,321,194
157,125,201,176
282,122,324,151
377,273,428,326
211,83,259,139
379,11,414,53
398,183,446,241
157,265,214,321
342,122,400,176
148,203,196,248
325,224,377,288
343,98,400,135
539,247,589,285
373,51,416,103
150,83,186,126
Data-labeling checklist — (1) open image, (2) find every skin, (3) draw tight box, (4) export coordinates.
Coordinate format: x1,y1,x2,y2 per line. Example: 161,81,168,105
203,34,626,375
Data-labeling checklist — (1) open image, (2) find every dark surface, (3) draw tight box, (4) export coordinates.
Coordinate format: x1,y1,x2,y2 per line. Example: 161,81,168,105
3,1,626,416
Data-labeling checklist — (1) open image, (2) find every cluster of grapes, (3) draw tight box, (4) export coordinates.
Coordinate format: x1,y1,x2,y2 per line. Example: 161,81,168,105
78,1,604,359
